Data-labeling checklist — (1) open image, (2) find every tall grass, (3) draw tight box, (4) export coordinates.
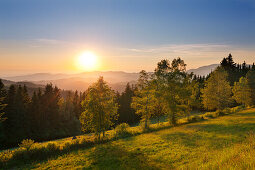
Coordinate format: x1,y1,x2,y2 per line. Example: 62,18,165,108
0,105,246,168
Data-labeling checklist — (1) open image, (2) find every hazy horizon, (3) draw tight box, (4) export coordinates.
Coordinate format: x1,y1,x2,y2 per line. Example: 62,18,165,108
1,0,255,76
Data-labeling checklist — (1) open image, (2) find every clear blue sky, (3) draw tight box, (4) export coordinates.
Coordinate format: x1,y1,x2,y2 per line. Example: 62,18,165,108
0,0,255,75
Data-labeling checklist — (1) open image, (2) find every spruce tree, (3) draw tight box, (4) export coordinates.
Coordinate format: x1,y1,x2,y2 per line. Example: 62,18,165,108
118,83,138,125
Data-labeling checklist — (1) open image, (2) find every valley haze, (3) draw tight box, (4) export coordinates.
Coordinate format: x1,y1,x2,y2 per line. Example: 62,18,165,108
2,64,218,92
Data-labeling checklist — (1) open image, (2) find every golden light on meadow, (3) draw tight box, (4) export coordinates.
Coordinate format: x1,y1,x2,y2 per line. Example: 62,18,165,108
76,51,99,71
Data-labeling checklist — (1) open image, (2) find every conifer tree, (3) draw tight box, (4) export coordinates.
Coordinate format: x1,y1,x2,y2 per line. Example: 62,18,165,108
0,80,6,122
118,83,138,125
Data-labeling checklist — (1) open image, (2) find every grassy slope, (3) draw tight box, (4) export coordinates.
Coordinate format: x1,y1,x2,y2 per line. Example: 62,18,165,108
19,108,255,169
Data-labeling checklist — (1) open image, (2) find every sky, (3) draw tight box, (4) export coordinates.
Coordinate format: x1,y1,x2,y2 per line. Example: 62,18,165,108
0,0,255,76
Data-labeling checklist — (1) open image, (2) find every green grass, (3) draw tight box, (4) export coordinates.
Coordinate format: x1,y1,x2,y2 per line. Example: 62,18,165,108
2,107,255,169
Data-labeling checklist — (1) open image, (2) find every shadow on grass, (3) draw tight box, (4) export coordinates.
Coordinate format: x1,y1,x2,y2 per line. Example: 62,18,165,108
186,122,255,136
87,143,161,170
160,121,255,150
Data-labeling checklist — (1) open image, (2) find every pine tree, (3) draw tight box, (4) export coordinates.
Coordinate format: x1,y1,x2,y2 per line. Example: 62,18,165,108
3,85,21,145
0,80,6,122
118,83,138,125
73,90,81,119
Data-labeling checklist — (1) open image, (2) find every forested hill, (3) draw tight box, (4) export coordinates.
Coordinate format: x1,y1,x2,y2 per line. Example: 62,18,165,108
0,54,254,150
3,71,139,92
1,79,44,96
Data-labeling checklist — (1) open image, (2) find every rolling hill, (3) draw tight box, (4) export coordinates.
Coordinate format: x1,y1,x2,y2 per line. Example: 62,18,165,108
2,65,227,92
3,71,140,92
2,108,255,169
187,64,219,76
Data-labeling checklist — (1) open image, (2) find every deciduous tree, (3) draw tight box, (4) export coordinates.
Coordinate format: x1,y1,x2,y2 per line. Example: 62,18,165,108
79,77,118,140
233,77,252,107
202,67,232,110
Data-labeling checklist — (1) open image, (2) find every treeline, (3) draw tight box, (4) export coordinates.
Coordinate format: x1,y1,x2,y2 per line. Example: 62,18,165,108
78,54,255,140
129,54,255,129
0,83,85,148
0,54,255,148
0,81,139,148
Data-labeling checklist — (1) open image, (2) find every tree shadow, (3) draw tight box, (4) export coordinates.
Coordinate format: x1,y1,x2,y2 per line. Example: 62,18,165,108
87,143,162,170
186,122,255,136
160,121,255,151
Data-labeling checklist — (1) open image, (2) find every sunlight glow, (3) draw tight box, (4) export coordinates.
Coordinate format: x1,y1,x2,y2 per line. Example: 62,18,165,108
76,51,98,71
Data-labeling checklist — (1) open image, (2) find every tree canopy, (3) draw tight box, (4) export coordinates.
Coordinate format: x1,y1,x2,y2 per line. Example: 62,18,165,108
79,77,118,140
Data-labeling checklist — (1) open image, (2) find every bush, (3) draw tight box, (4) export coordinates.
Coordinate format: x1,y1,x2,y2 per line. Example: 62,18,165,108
115,123,130,137
18,139,34,151
215,110,224,117
63,142,72,151
187,115,203,123
223,108,231,115
203,112,214,118
46,143,60,154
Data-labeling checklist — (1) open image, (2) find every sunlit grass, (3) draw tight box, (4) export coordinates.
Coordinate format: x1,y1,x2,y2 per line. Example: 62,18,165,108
1,107,255,169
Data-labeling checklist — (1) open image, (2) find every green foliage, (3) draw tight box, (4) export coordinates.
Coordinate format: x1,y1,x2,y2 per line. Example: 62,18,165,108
18,139,35,151
0,83,85,149
0,98,6,122
233,77,252,107
114,123,130,137
2,108,255,169
80,77,118,140
187,115,204,123
246,69,255,105
117,83,139,125
131,70,155,129
154,58,190,125
202,67,232,110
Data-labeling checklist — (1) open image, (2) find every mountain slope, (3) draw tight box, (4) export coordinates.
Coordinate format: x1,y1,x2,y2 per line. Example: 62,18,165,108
4,71,139,83
187,64,219,76
10,108,255,169
4,71,140,92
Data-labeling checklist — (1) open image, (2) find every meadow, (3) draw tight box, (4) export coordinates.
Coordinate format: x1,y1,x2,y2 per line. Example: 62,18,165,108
1,106,255,169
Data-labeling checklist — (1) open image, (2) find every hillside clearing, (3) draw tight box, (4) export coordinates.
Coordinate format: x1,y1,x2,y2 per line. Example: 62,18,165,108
13,108,255,169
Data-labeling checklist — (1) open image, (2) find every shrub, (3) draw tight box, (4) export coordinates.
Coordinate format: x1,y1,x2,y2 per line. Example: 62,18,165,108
46,143,60,154
203,112,213,118
63,142,72,151
139,121,151,132
215,110,224,117
18,139,34,151
115,123,130,137
223,108,231,114
187,115,203,123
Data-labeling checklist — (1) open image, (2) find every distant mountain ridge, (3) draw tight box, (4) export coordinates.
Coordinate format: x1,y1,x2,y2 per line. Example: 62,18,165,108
3,71,140,92
4,71,139,83
187,64,219,76
2,65,222,92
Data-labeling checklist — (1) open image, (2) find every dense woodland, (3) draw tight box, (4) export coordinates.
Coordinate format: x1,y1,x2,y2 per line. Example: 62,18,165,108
0,54,255,149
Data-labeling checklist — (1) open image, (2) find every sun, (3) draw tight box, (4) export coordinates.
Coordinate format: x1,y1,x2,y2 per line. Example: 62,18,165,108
76,51,98,71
